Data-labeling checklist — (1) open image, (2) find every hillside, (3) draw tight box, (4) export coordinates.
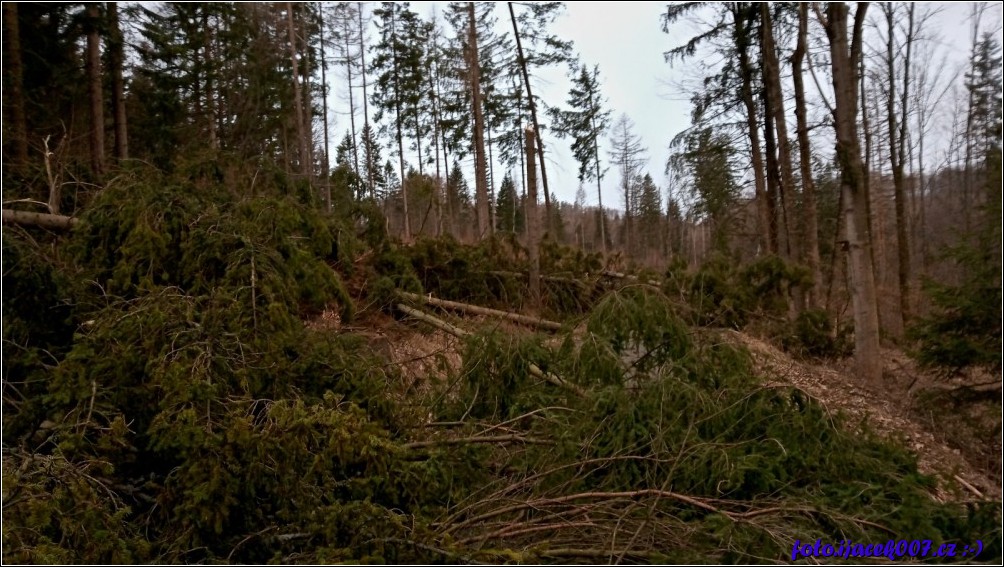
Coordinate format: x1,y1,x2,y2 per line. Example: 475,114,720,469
3,175,1000,564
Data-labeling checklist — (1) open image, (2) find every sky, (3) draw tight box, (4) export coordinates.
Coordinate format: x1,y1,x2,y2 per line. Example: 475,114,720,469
327,2,1003,209
538,2,688,205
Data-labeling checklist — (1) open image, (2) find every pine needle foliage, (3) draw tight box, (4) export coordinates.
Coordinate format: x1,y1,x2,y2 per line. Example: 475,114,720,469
4,172,999,563
436,287,1000,562
455,329,556,421
3,172,457,563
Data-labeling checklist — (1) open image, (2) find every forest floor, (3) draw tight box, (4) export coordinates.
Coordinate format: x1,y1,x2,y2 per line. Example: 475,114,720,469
343,304,1003,505
726,331,1002,503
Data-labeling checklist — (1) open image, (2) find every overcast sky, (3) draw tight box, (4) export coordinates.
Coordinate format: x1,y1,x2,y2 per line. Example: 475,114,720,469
327,2,1003,208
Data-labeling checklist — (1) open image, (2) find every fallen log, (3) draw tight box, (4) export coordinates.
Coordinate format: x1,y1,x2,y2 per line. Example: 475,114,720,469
489,270,586,286
600,270,661,287
395,303,584,397
2,209,78,230
396,303,471,338
398,291,563,331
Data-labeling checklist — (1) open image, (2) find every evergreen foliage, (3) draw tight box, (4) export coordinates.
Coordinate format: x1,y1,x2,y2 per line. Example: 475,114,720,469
4,179,999,561
440,287,1000,561
494,171,523,233
3,4,1001,562
666,254,807,329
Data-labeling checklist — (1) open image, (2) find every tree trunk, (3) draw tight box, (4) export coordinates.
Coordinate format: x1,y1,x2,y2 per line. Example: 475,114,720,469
383,8,411,241
883,2,913,327
589,89,607,255
859,54,878,279
760,3,797,263
525,127,541,307
428,41,443,236
487,124,496,230
321,5,333,211
399,291,560,330
468,2,490,239
3,3,28,172
358,2,375,198
824,1,881,383
762,88,783,256
2,209,78,230
107,3,128,161
287,3,309,178
792,3,822,308
86,3,105,180
414,96,424,176
734,6,772,255
203,10,218,151
509,3,552,231
299,6,314,181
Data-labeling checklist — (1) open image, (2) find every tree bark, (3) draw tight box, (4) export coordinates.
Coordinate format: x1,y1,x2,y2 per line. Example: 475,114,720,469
733,5,772,255
823,2,882,383
385,7,411,241
792,3,823,308
338,7,356,183
203,10,219,150
358,2,375,198
883,2,913,327
588,86,607,255
859,53,878,279
299,5,314,181
86,3,105,180
3,3,28,172
320,5,332,211
287,3,309,178
762,88,783,256
399,291,560,330
760,3,797,262
525,127,541,307
509,3,552,230
107,3,128,161
2,209,78,230
468,2,491,239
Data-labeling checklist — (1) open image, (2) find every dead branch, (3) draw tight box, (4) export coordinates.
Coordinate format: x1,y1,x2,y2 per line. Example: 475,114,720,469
443,488,807,539
445,489,720,536
954,475,984,499
404,434,552,450
396,303,472,338
539,547,664,561
2,209,78,230
457,520,598,546
398,291,563,331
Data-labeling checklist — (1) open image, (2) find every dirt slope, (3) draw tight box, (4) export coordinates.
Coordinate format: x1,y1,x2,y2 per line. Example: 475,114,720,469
726,330,1002,502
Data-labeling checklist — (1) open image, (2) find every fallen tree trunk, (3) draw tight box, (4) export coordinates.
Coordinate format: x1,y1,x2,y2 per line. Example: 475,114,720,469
2,209,78,230
489,270,589,289
396,303,470,338
398,291,563,331
396,303,584,396
601,270,661,287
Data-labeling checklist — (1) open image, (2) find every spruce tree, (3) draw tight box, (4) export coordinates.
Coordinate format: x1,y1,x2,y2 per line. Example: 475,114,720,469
495,171,522,233
549,63,612,254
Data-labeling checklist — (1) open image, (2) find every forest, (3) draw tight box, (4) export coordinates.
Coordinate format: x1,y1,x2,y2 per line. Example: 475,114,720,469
1,1,1001,563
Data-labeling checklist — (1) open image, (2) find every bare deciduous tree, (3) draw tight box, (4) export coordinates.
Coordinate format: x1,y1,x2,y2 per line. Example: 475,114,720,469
821,1,882,383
